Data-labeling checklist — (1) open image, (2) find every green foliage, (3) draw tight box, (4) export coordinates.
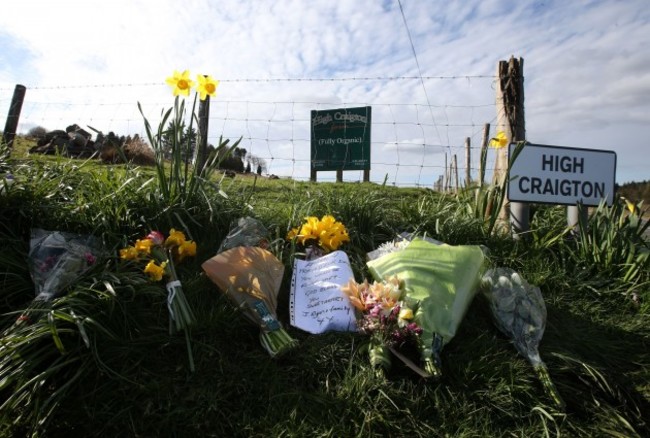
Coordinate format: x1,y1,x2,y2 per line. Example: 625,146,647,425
138,96,242,212
565,200,649,284
0,149,648,437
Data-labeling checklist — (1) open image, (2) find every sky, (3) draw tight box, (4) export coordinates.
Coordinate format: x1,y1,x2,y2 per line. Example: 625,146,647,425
1,0,648,186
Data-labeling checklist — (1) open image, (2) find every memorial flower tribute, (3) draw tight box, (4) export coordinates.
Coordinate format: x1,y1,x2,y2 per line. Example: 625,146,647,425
202,217,298,357
27,229,102,302
120,228,197,370
341,275,424,376
366,235,486,378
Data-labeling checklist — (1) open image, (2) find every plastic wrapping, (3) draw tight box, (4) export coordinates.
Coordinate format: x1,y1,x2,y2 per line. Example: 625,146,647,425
28,229,101,301
366,238,485,377
203,218,298,357
481,267,565,409
218,217,269,252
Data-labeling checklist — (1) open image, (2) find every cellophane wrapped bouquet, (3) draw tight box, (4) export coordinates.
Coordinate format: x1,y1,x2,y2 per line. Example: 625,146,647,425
481,267,565,410
202,217,298,357
28,229,102,301
366,234,486,378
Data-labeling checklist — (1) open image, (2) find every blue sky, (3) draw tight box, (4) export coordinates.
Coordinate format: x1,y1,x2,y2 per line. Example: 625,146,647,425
1,0,648,185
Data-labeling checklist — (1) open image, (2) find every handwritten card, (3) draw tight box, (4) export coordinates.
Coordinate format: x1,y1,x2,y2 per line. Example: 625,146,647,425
290,250,357,334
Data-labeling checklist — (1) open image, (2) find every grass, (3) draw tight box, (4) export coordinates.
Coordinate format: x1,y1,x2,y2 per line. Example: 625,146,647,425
0,137,649,437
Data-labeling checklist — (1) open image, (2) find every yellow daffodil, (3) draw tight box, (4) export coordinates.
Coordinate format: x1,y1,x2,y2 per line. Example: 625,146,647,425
119,246,139,260
489,131,508,149
144,260,167,282
165,228,186,248
623,198,638,215
177,240,197,262
165,70,195,97
291,215,350,252
286,227,299,240
196,74,219,101
134,238,154,255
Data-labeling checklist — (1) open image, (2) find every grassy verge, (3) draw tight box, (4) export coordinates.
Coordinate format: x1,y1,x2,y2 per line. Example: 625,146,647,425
0,140,648,437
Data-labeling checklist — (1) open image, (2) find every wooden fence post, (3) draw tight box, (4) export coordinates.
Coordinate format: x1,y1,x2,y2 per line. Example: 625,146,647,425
464,137,471,187
443,153,448,192
453,154,459,192
196,82,210,174
494,57,528,237
3,84,27,149
479,123,490,188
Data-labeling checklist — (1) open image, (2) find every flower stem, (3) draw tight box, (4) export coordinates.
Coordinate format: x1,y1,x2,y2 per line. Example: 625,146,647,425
534,363,565,411
369,341,391,376
185,328,195,373
259,327,298,358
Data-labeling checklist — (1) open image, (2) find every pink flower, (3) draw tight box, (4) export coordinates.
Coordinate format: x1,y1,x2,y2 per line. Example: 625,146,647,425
146,231,165,245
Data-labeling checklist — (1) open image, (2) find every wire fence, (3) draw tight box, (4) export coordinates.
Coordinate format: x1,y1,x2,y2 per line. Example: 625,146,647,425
1,76,504,188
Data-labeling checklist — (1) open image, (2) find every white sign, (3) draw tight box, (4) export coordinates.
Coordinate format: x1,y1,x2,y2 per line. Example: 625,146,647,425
289,250,357,334
508,143,616,206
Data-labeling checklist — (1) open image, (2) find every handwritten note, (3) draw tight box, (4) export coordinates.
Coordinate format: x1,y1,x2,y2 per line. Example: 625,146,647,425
290,250,357,334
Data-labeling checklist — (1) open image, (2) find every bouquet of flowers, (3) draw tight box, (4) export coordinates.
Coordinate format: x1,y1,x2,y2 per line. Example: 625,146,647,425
202,217,298,357
28,229,102,301
120,228,197,370
481,268,565,410
366,236,486,378
341,275,426,377
286,214,350,260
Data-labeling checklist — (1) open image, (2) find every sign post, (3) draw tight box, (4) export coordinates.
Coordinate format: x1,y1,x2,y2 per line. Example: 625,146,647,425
507,143,617,232
310,106,371,182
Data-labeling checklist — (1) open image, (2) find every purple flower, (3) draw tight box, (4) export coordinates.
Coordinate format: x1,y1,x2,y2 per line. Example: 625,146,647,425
85,252,96,265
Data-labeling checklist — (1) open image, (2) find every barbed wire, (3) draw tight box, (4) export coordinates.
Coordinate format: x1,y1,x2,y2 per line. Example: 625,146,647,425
0,75,495,91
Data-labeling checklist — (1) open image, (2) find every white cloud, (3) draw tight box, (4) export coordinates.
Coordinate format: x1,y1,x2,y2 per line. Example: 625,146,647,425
1,0,648,184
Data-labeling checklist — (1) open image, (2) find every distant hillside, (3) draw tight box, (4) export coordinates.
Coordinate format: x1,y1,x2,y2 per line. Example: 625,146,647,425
617,180,650,208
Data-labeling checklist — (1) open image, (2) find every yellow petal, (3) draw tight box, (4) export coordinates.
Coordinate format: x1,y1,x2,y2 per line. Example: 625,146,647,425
119,246,139,260
165,70,195,97
144,260,165,281
196,74,219,101
165,228,186,247
134,239,153,254
177,241,197,262
489,131,508,149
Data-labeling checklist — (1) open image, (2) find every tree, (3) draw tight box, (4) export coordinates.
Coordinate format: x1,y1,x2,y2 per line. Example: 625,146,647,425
27,126,48,139
247,154,267,174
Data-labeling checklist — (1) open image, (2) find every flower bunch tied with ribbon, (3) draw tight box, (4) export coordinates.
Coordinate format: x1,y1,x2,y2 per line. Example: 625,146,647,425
120,229,197,370
341,275,424,377
287,215,350,260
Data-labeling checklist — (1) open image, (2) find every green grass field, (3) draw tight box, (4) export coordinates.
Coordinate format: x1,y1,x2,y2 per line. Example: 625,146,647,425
0,136,649,437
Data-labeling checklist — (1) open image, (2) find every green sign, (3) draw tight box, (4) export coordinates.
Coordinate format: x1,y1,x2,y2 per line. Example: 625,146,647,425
311,106,371,171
